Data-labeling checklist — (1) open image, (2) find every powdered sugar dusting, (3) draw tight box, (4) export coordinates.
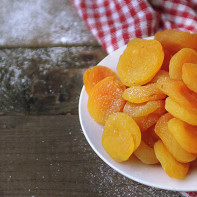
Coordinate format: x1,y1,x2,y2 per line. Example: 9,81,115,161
85,160,181,197
72,131,181,197
0,0,96,47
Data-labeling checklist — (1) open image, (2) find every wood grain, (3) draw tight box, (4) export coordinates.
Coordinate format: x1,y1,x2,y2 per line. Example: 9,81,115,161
0,47,106,115
0,115,182,197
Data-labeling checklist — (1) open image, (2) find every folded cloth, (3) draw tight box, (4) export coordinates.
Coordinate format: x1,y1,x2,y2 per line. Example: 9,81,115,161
181,192,197,197
72,0,197,53
72,0,197,196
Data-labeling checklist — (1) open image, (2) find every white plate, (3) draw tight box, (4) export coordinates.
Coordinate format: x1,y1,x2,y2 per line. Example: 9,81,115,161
78,37,197,191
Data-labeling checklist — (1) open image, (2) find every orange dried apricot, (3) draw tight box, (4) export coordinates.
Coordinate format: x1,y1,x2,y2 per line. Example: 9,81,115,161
124,100,166,132
161,48,173,71
134,140,159,164
122,83,166,103
169,48,197,80
155,29,197,53
102,112,141,161
168,118,197,154
133,115,158,132
154,140,190,179
123,100,165,118
83,65,117,95
88,76,126,125
182,63,197,93
165,97,197,126
117,38,164,86
141,125,159,148
133,106,166,132
155,113,197,163
151,70,169,83
157,77,197,113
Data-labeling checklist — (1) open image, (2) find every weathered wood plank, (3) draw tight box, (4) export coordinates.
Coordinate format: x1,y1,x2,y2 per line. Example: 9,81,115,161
0,47,106,115
0,115,182,197
0,0,97,47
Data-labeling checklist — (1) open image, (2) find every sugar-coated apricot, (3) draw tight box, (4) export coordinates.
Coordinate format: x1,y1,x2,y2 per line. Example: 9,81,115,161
165,97,197,126
169,48,197,80
157,77,197,113
88,76,126,125
168,118,197,154
133,105,166,132
117,38,164,86
83,65,117,95
134,140,159,164
123,83,166,103
182,63,197,93
155,113,197,163
102,113,141,161
123,100,165,118
154,140,190,179
155,29,197,53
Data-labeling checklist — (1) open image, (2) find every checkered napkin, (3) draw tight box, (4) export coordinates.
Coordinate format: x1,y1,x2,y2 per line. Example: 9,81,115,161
72,0,197,54
72,0,197,196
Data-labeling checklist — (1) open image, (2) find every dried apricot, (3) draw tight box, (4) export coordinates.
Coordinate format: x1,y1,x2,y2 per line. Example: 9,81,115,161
161,48,173,71
165,97,197,126
182,63,197,93
169,48,197,80
122,83,166,103
102,113,141,161
88,76,126,125
133,106,166,132
155,113,197,163
123,100,165,118
117,38,164,86
124,99,166,132
154,140,190,179
151,70,169,83
155,29,197,53
157,77,197,113
168,118,197,154
83,65,117,95
134,140,159,164
141,125,159,148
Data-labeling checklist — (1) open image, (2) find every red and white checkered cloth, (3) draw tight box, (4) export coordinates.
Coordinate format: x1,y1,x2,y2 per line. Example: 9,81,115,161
181,192,197,197
72,0,197,54
72,0,197,196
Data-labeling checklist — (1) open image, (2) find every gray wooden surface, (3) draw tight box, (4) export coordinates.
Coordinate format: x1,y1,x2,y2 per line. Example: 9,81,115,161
0,0,184,196
0,46,106,115
0,116,182,197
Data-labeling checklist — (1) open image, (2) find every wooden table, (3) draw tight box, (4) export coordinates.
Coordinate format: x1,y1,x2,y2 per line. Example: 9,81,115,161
0,0,183,196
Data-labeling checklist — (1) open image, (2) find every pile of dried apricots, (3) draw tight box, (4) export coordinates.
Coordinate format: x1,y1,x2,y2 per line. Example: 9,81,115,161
83,29,197,179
